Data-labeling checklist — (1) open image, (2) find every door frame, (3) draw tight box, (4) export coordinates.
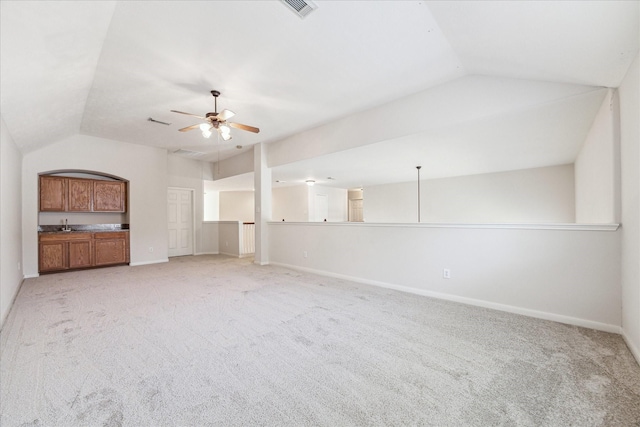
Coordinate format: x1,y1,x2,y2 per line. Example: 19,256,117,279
167,187,196,257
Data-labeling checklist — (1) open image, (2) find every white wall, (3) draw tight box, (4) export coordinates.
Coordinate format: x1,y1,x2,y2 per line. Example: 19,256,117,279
38,211,127,226
619,54,640,361
272,185,348,222
218,221,241,256
269,222,621,331
22,135,169,275
1,117,23,328
575,89,620,223
364,165,575,223
308,185,348,222
219,191,254,222
201,221,219,254
272,185,309,222
212,150,254,180
204,190,219,221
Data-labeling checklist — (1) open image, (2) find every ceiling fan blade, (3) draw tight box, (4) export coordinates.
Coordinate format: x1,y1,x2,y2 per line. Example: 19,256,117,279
217,109,235,121
229,122,260,133
178,124,202,132
170,110,206,119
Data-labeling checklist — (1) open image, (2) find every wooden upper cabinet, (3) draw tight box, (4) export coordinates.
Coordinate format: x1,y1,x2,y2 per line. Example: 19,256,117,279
38,175,127,213
39,176,67,211
68,178,93,211
94,181,126,212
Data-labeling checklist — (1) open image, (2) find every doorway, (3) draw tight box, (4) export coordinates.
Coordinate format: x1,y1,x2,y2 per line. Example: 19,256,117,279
168,188,194,257
314,193,328,222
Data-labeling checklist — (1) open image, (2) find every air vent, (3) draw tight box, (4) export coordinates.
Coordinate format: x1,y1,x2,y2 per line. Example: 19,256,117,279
173,149,204,157
281,0,317,19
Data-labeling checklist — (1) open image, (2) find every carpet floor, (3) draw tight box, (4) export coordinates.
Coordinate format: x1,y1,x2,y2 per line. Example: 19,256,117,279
1,255,639,426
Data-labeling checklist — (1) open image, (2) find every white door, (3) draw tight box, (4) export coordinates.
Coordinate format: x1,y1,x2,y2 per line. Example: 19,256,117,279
315,194,328,222
349,199,363,222
168,188,193,257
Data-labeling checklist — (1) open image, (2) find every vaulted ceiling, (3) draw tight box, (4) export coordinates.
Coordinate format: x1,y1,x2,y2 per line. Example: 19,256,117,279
1,1,638,189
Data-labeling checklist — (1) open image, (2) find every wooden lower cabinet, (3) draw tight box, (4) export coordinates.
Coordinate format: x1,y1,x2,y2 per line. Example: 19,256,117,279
94,232,128,266
39,232,129,273
68,239,93,269
39,240,67,272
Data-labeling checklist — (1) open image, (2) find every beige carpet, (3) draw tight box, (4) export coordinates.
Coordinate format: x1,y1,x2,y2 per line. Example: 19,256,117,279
1,255,639,426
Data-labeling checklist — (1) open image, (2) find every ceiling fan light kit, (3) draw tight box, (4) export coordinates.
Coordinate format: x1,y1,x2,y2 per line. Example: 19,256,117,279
170,90,259,141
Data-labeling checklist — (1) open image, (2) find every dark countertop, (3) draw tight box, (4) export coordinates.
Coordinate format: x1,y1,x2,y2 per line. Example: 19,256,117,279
38,224,129,234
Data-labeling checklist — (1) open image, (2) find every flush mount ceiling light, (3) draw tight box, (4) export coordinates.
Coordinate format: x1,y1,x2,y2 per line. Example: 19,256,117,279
170,90,259,141
305,179,316,186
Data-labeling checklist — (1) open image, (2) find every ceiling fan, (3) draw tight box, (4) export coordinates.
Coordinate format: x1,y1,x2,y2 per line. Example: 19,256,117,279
170,90,259,141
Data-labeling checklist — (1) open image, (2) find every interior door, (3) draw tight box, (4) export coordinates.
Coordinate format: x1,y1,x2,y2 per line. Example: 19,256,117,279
314,193,328,222
168,188,194,257
349,198,364,222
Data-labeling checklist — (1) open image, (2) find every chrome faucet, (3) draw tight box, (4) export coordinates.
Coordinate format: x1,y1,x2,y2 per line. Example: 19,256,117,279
62,218,71,232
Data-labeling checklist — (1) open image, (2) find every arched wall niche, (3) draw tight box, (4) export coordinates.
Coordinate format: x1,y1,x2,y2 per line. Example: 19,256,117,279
39,169,129,183
38,169,130,227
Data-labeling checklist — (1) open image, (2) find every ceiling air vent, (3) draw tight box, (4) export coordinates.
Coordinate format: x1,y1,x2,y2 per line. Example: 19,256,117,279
281,0,317,19
173,149,204,157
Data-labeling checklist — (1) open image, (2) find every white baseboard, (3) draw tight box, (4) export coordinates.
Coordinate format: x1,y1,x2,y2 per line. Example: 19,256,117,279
129,258,168,267
24,274,39,279
194,252,219,256
1,278,25,331
269,262,622,335
219,251,240,257
622,329,640,366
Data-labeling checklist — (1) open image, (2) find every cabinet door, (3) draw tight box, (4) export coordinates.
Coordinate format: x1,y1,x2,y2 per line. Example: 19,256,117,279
39,176,67,211
68,178,93,212
69,240,93,269
94,233,127,266
39,241,67,272
94,181,126,212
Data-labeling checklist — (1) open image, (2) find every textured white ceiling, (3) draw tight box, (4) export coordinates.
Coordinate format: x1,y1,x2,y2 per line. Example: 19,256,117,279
1,1,638,189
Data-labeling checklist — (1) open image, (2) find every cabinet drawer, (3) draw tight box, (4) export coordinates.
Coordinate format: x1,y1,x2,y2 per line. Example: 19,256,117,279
40,232,92,242
94,232,127,239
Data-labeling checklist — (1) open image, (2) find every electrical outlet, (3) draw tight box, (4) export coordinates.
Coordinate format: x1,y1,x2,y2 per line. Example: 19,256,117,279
149,247,154,253
443,269,451,279
303,251,308,258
